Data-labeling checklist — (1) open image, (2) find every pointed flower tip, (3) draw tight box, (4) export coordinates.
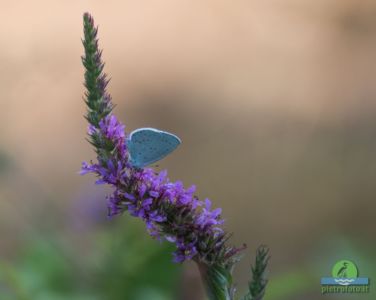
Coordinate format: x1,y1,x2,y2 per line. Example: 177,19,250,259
83,12,92,22
83,12,96,31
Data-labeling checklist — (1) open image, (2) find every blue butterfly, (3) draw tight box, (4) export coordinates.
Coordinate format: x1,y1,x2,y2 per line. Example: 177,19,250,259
126,128,181,168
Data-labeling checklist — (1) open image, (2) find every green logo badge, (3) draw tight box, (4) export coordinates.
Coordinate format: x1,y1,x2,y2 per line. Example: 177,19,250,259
321,259,370,294
332,260,358,278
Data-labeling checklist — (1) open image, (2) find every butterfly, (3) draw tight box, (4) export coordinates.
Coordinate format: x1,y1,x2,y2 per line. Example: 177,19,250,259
126,128,181,168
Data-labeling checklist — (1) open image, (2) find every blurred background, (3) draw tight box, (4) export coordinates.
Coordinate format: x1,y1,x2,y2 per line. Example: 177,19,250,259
1,0,375,299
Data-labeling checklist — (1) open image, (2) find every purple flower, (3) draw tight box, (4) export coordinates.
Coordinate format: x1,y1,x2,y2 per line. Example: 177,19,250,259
79,162,98,175
107,190,124,217
82,144,232,263
99,115,125,140
138,183,147,198
173,240,198,263
196,199,224,233
149,191,159,198
81,13,242,266
87,124,97,135
96,115,127,159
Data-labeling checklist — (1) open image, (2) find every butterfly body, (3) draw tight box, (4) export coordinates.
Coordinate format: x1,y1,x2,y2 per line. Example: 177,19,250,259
126,128,181,168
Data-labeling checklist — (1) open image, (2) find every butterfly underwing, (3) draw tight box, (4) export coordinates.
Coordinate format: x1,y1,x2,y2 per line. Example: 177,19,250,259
126,127,181,168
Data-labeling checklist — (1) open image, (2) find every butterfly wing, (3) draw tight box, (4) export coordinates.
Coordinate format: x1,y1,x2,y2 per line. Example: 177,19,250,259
127,128,181,168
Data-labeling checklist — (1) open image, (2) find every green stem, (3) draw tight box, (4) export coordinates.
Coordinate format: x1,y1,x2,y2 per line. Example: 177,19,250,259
198,262,234,300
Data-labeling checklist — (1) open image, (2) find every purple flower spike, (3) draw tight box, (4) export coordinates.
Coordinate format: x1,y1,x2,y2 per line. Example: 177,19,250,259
81,12,243,267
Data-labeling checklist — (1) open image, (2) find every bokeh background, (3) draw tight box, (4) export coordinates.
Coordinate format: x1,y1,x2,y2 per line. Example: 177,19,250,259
1,1,375,299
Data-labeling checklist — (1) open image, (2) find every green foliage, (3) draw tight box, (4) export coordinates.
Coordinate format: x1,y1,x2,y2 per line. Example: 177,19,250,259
92,219,180,300
263,269,314,300
0,218,181,300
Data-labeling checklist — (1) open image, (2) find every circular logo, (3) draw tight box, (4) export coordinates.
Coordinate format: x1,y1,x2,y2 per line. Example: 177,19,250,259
332,260,358,278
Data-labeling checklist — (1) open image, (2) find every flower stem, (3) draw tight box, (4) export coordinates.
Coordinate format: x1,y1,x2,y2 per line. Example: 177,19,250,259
198,262,234,300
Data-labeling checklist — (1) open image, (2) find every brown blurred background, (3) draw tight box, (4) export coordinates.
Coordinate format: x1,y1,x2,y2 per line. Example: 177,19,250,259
1,1,376,299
